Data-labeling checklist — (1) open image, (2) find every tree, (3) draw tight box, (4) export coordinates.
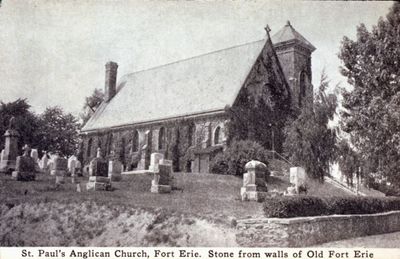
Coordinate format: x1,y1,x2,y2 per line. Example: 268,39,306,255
80,88,104,126
210,139,269,176
0,99,40,151
37,106,80,156
336,139,361,187
339,3,400,187
226,86,290,153
283,72,338,181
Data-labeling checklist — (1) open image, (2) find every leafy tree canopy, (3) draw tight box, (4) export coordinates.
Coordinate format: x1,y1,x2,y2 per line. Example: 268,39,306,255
283,72,338,181
0,99,40,152
0,100,80,157
80,88,104,126
339,3,400,186
37,106,80,156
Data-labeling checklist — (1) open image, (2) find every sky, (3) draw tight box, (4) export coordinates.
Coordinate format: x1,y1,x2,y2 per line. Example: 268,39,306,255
0,0,394,116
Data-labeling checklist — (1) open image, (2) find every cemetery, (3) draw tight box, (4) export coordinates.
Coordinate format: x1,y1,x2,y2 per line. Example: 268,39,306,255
0,117,399,246
0,1,400,248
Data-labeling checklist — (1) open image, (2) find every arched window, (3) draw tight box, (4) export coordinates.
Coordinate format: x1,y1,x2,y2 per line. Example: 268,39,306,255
188,123,195,146
158,127,165,150
87,138,93,158
299,71,307,106
214,126,221,145
132,130,139,152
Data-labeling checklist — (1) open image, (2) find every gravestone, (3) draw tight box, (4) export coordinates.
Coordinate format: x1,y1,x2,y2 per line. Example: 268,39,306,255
137,130,151,170
75,160,82,176
51,153,68,184
39,153,49,173
108,151,122,181
289,167,307,194
87,148,111,191
240,160,268,202
150,161,172,193
148,152,164,172
159,158,172,167
0,117,19,173
286,186,297,196
68,155,78,177
12,145,36,181
47,154,55,174
30,149,38,162
160,159,176,188
0,149,4,164
30,149,40,172
108,160,122,181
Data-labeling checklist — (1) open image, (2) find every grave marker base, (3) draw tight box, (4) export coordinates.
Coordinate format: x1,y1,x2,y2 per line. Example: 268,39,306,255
109,175,122,181
241,185,268,202
52,170,66,177
86,176,111,191
11,171,35,181
56,176,65,184
86,181,111,191
0,160,16,174
151,184,171,193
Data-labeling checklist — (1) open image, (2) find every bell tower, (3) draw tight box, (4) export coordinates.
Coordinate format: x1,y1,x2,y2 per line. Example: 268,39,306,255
271,21,316,109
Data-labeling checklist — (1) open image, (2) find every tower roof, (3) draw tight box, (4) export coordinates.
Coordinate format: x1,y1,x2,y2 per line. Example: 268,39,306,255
271,21,316,52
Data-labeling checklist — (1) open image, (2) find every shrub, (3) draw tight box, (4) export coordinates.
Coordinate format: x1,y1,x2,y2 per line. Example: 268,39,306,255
263,196,326,218
366,179,400,197
263,196,400,218
210,140,269,176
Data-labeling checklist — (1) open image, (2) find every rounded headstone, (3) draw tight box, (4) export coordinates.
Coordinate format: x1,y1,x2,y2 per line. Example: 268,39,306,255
245,160,267,171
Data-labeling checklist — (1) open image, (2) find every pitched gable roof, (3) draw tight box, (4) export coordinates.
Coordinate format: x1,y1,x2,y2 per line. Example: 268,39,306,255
82,39,271,132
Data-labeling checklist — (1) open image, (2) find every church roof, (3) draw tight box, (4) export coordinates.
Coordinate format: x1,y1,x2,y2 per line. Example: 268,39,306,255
82,39,269,132
271,21,316,52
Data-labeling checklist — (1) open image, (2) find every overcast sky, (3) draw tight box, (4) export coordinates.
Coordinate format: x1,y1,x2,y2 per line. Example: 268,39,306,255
0,0,393,116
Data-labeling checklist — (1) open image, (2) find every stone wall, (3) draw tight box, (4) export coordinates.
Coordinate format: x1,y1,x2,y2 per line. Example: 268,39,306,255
80,114,227,172
236,210,400,247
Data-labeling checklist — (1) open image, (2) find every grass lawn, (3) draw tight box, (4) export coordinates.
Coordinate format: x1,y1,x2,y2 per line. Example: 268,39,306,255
0,171,360,246
0,172,263,221
0,170,352,222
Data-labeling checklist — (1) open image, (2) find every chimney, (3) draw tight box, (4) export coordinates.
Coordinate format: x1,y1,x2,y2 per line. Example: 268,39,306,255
105,61,118,102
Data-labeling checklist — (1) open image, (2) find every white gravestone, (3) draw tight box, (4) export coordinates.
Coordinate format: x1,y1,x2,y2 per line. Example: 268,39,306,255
68,155,78,176
39,154,49,173
290,167,307,186
48,154,56,175
149,153,164,172
289,167,307,194
0,149,4,164
30,149,39,162
30,149,40,172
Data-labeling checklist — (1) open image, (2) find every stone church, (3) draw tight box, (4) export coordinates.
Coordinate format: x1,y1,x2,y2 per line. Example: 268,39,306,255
79,21,315,173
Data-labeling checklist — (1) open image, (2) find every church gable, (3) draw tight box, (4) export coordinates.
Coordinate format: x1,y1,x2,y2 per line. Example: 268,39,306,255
239,34,291,109
227,33,292,151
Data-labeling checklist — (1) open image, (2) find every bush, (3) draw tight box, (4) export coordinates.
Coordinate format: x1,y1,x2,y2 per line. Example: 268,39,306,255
210,140,269,176
366,179,400,197
263,197,326,218
263,196,400,218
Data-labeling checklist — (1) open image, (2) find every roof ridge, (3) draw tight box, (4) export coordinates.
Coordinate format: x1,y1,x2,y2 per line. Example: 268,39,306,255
122,38,266,79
